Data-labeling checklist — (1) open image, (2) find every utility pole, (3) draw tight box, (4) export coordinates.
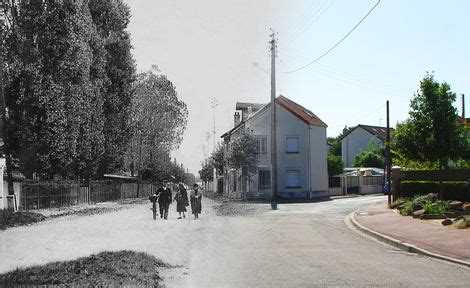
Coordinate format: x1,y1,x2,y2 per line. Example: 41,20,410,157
211,97,217,152
386,100,392,206
462,94,465,118
270,29,278,209
136,131,143,198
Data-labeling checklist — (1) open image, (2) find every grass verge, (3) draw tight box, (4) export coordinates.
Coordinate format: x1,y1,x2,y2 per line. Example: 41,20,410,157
0,250,169,287
0,210,46,230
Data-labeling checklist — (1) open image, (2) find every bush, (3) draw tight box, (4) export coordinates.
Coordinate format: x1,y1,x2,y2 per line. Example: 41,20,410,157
0,210,46,230
422,200,448,214
400,181,470,201
353,150,384,168
327,153,344,176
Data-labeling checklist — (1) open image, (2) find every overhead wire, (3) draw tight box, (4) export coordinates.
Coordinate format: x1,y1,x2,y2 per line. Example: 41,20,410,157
280,49,411,99
284,0,324,38
286,0,337,43
284,0,381,74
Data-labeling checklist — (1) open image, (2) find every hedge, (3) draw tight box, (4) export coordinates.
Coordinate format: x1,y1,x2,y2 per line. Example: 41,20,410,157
400,180,470,201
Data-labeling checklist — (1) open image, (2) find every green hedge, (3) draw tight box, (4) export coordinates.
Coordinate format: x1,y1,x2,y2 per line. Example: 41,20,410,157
400,181,470,201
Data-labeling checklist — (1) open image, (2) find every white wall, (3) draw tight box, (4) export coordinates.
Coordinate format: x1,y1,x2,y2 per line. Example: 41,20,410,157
341,127,383,167
244,103,328,199
309,125,329,198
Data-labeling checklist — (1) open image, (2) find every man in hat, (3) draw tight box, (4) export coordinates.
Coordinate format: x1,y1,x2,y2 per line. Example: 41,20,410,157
157,179,172,220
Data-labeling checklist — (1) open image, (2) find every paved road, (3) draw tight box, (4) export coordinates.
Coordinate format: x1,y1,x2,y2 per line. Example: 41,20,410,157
1,195,470,287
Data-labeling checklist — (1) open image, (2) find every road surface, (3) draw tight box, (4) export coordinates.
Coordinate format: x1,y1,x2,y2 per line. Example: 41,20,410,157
1,195,469,287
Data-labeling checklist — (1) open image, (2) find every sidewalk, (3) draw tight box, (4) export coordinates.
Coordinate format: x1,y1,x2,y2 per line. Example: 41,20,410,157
351,201,470,267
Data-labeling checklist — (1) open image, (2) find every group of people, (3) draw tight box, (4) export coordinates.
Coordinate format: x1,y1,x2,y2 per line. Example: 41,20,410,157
148,179,202,220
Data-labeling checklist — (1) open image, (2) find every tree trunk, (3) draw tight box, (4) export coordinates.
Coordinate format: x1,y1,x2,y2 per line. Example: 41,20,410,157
438,159,444,200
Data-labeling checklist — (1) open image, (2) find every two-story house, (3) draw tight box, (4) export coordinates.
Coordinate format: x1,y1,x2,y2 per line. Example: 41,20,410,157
221,95,328,200
339,124,394,167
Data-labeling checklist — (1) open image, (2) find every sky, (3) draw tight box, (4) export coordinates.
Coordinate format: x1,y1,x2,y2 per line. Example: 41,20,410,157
124,0,470,174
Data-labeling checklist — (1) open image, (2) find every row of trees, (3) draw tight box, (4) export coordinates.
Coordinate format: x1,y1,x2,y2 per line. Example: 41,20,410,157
2,0,188,182
327,73,469,176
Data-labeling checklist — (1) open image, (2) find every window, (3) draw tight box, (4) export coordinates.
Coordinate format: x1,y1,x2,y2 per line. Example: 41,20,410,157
256,135,267,154
258,170,271,188
286,170,301,188
286,137,299,153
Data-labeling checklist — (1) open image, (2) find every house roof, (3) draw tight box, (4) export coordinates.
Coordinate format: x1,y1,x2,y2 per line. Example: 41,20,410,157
276,95,327,127
235,102,265,110
339,124,394,141
220,95,327,138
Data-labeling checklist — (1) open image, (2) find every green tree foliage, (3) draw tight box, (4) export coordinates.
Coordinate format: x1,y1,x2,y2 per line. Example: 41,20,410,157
228,130,258,175
126,71,188,181
199,161,214,182
327,153,344,176
393,73,469,169
353,151,385,168
88,0,136,175
327,137,341,156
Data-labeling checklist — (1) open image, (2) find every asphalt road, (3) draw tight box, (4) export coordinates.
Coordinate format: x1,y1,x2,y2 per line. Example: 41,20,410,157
1,195,470,287
179,195,470,287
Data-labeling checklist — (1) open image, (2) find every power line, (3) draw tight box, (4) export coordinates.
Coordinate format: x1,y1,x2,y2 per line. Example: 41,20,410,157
284,0,381,74
286,0,337,43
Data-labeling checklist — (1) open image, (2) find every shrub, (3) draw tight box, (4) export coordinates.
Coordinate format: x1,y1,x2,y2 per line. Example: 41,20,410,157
422,200,448,214
399,201,414,216
400,181,470,201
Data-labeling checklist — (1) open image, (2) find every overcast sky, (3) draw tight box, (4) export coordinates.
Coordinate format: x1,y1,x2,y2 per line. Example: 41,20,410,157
124,0,470,174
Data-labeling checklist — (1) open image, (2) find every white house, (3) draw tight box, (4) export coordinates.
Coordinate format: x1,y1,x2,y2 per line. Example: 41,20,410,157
221,96,328,200
339,124,393,167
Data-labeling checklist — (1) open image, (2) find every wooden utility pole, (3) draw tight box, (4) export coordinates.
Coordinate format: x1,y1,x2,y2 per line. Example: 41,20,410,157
386,100,392,206
136,131,143,198
270,29,278,208
462,94,465,118
211,97,217,152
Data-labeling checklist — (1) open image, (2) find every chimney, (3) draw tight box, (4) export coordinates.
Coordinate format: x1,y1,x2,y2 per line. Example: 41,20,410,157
462,94,465,118
234,112,240,126
247,106,253,117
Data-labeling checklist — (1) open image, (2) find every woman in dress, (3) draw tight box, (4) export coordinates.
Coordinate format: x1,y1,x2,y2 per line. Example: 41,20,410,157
174,182,189,219
190,183,202,219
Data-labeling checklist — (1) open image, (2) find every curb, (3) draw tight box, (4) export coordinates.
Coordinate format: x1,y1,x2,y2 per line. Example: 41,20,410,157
349,209,470,268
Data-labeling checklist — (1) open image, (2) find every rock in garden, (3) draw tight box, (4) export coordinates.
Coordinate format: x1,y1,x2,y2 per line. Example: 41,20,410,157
412,201,424,212
426,193,439,202
448,201,463,211
412,209,425,218
420,214,446,220
463,204,470,214
441,218,453,226
453,216,470,229
398,203,407,210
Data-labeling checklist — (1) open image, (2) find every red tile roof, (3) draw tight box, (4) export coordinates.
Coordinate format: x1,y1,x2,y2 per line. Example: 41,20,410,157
276,96,327,127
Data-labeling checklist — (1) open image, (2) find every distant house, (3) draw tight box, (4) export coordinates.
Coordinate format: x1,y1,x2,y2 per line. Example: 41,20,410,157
221,95,328,200
339,125,394,167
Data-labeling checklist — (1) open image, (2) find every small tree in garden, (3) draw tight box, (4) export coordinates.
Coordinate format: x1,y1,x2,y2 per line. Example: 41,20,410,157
210,143,225,176
353,139,385,168
228,130,259,175
327,153,344,176
198,161,214,183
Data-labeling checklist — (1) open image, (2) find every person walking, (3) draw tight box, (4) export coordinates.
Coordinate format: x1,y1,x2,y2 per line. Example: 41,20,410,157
157,179,172,220
174,182,189,219
148,190,159,220
190,183,202,219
